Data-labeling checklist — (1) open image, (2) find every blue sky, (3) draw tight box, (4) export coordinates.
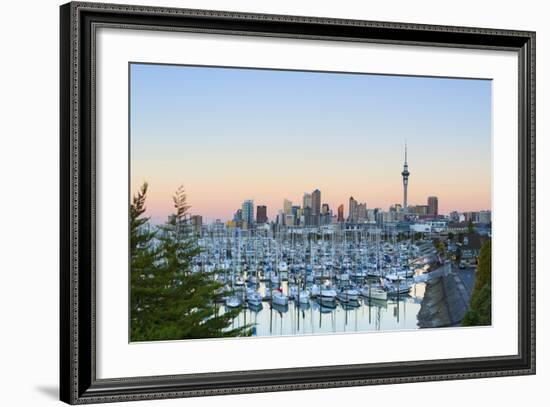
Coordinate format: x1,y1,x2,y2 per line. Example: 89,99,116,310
130,63,492,223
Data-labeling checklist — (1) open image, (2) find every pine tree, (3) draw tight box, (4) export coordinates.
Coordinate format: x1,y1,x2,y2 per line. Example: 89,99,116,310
130,182,161,341
462,240,491,326
130,183,251,341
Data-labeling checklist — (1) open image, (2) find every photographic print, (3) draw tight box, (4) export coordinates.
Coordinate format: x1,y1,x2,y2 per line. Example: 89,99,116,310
129,63,492,342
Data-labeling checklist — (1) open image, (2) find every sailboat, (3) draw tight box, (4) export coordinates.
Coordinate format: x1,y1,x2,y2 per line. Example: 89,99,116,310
272,287,289,306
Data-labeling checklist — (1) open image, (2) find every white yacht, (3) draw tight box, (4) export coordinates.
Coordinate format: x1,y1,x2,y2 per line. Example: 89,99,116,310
337,288,361,302
319,287,337,302
298,290,310,305
272,288,289,306
362,285,388,301
246,288,262,306
225,296,242,308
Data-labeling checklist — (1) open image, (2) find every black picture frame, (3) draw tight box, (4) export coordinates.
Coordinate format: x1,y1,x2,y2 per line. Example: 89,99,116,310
60,1,536,404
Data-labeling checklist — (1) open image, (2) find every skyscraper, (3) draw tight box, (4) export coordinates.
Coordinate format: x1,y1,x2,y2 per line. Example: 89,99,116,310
427,196,438,216
402,142,410,211
303,192,312,209
312,189,321,214
256,205,267,224
357,203,367,222
283,199,293,224
233,209,243,222
241,200,254,226
348,196,358,222
312,189,321,226
337,204,344,222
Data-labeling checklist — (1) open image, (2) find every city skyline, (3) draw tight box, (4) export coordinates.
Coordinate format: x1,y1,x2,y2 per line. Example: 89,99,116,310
131,63,492,224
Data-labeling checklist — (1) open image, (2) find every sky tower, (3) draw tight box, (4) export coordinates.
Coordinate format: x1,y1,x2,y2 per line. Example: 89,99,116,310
401,142,410,211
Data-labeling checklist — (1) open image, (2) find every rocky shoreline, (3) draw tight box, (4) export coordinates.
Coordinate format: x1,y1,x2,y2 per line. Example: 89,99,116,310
417,265,471,328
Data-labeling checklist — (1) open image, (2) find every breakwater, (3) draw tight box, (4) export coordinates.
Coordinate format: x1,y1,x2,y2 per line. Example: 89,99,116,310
417,263,471,328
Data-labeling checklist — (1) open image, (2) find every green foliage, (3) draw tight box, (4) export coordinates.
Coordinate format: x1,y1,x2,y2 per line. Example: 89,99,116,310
130,183,252,342
435,240,446,255
462,240,491,326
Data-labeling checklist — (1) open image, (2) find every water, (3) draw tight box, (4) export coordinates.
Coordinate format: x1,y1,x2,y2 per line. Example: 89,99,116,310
225,281,426,337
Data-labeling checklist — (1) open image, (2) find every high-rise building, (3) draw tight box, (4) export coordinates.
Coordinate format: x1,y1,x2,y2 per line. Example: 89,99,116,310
427,196,438,216
285,214,295,227
233,209,243,222
303,192,312,209
256,205,267,224
190,215,203,235
402,143,410,210
367,208,377,223
296,208,303,225
302,207,313,227
337,204,344,222
348,196,358,222
241,200,254,226
311,189,321,226
321,203,330,215
357,203,367,222
276,210,285,225
283,199,293,216
312,189,321,215
409,205,428,216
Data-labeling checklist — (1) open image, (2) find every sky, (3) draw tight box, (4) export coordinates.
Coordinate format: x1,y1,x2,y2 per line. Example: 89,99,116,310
130,63,492,224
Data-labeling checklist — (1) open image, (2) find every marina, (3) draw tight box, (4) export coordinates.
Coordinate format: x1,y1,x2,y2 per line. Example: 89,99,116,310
192,226,440,337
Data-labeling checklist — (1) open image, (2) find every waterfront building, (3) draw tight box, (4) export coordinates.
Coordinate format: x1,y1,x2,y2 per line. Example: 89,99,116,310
410,223,431,233
427,196,439,216
449,211,460,222
241,199,254,226
256,205,267,224
464,211,479,223
401,143,410,210
337,204,344,222
410,220,447,234
447,221,469,233
478,210,491,224
459,233,483,265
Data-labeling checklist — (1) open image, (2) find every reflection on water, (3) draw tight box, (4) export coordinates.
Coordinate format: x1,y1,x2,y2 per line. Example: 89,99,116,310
225,281,425,337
